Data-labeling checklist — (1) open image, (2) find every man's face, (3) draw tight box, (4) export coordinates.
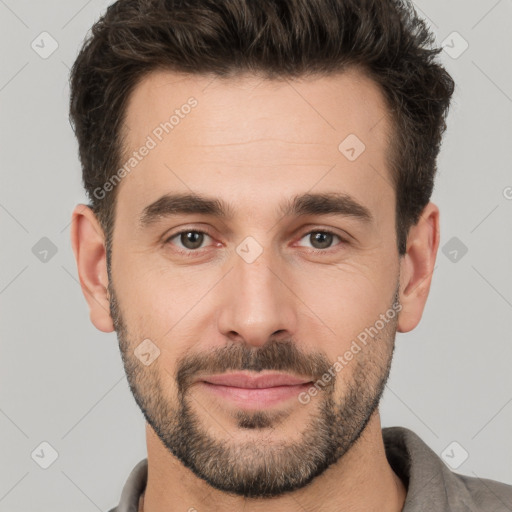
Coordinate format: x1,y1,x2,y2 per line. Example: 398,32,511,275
108,68,401,497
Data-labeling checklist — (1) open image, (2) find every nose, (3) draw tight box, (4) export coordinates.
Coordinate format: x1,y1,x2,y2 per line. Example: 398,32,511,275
217,249,298,348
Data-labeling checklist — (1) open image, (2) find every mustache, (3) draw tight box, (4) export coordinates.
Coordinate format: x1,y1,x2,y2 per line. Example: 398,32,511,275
175,338,335,395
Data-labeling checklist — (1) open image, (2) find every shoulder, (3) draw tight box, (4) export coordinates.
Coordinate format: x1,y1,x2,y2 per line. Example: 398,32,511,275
382,426,512,511
455,472,512,511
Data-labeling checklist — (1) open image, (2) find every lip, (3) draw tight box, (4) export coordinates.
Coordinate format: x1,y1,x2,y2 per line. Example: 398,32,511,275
196,372,313,409
200,372,312,388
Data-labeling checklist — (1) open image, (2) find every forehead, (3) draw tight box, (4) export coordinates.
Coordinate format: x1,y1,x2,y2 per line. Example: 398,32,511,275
123,67,392,146
117,68,394,223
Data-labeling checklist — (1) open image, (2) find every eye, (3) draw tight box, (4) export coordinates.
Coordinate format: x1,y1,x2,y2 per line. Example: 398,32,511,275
296,229,345,251
164,227,347,257
165,229,213,253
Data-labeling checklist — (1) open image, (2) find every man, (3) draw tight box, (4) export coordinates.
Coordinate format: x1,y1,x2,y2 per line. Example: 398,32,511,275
68,0,512,511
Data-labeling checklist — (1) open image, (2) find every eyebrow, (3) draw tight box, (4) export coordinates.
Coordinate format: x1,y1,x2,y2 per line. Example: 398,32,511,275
139,191,373,228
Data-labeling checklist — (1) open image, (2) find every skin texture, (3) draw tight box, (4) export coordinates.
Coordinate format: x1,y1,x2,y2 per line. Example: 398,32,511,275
71,68,439,512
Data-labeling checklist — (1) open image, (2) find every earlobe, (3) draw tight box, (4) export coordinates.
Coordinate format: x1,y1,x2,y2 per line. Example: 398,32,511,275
70,204,115,333
397,202,440,333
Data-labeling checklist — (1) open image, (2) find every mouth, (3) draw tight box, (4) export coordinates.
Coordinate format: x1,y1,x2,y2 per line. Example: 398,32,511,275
196,372,313,408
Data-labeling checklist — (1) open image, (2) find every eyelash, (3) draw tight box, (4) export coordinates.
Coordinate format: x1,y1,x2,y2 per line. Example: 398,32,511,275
164,228,348,257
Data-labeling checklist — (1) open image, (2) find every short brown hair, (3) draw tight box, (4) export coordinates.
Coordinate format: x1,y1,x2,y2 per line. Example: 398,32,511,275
69,0,455,264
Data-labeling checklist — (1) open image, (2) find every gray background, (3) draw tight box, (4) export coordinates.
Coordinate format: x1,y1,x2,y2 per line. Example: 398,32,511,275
1,0,511,510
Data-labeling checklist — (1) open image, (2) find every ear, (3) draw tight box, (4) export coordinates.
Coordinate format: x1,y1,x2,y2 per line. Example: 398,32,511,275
397,201,440,333
70,204,114,333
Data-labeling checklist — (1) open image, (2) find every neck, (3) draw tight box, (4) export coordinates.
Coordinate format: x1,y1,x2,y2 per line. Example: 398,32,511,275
141,411,406,512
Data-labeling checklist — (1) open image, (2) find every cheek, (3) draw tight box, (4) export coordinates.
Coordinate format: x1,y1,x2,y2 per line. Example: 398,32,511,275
114,253,194,320
293,271,398,391
114,260,221,366
298,265,395,342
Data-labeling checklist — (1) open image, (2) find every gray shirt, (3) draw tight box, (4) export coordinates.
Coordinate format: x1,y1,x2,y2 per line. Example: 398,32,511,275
108,426,512,511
